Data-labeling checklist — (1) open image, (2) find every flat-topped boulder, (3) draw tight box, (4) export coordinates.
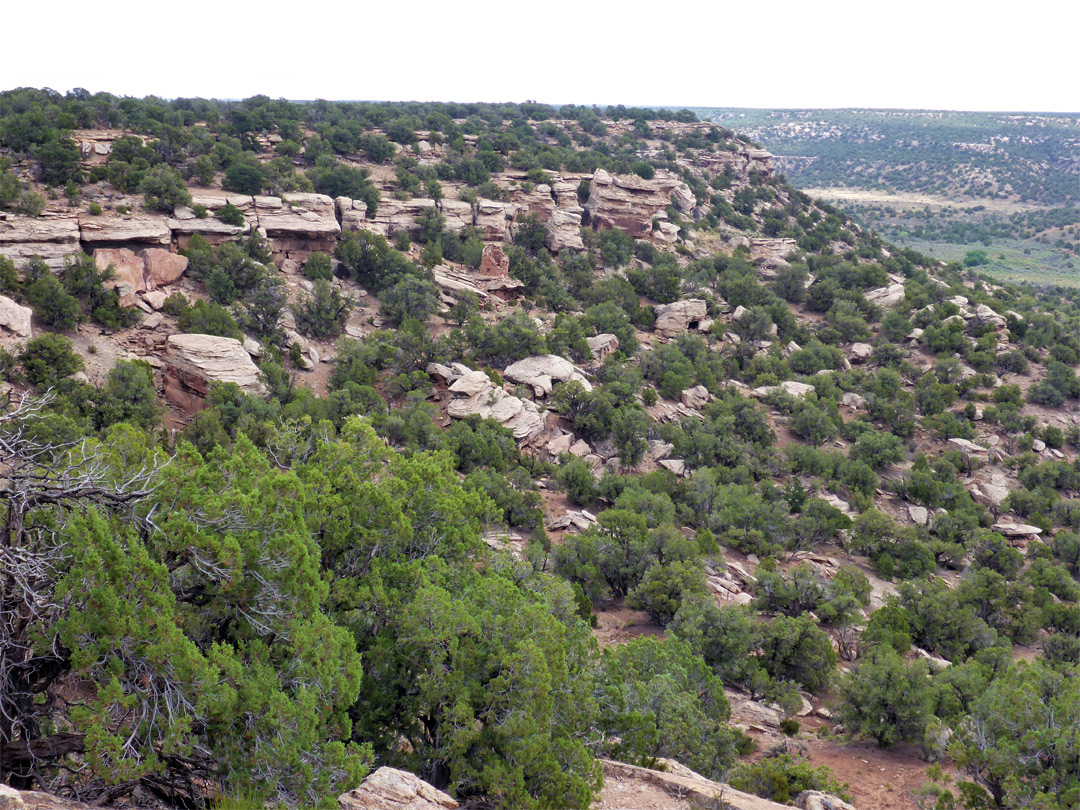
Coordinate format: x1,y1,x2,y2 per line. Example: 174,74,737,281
504,354,591,396
864,282,906,307
751,380,816,400
78,214,171,246
0,216,82,269
992,522,1043,538
0,294,33,338
164,334,266,413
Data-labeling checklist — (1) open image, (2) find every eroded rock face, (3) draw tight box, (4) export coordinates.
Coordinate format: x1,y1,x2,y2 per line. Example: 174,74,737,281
257,193,341,263
164,334,266,413
338,767,457,810
585,169,697,240
654,299,707,338
94,246,188,306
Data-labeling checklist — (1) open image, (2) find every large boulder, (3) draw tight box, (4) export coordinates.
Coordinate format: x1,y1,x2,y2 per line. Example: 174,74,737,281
94,247,189,306
545,206,585,252
654,299,707,338
447,366,544,440
0,294,33,338
504,355,591,397
795,791,857,810
142,248,188,286
338,767,457,810
164,334,266,413
94,247,147,306
864,282,906,307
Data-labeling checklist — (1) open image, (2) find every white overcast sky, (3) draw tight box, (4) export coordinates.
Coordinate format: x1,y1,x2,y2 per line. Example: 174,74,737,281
5,0,1078,112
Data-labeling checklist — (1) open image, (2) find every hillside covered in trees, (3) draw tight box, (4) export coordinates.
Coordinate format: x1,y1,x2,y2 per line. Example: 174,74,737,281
696,108,1080,286
0,88,1079,810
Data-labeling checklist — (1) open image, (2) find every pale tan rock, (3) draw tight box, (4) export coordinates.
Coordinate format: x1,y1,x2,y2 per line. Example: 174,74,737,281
79,215,171,245
0,782,25,810
659,458,686,476
840,391,866,410
681,385,711,410
648,440,674,461
447,370,544,440
546,432,574,456
864,282,906,307
164,334,266,413
752,380,815,400
796,790,858,810
949,437,989,460
94,247,146,305
600,758,799,810
504,355,591,396
654,299,707,338
142,290,169,310
0,217,82,269
586,333,619,360
992,522,1043,538
908,505,929,526
0,294,33,337
545,206,584,251
848,342,873,363
338,767,457,810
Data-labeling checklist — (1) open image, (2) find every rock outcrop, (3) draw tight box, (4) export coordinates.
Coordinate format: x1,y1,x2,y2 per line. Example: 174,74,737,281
94,247,188,306
598,758,844,810
439,363,544,440
338,767,457,810
654,299,707,338
255,193,340,262
78,214,171,248
864,282,906,307
0,217,82,269
164,334,266,413
586,169,696,240
503,355,591,396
